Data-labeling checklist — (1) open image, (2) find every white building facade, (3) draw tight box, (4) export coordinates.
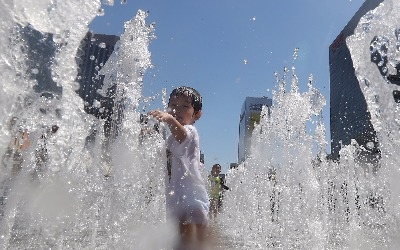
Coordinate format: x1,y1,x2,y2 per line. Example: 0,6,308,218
238,96,272,163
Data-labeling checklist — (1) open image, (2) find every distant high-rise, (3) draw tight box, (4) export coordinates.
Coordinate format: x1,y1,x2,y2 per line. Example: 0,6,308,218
76,32,120,120
230,163,238,170
329,0,383,161
76,32,123,142
238,96,272,163
18,24,62,96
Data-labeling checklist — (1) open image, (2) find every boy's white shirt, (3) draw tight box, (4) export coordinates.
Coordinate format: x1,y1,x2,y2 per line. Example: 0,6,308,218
165,125,209,214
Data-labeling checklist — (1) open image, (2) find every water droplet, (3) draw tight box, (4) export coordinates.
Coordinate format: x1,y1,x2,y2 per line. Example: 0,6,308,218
93,100,101,108
97,89,105,96
99,42,106,48
103,0,114,6
366,142,375,149
243,59,248,64
97,8,105,16
72,82,80,91
121,0,127,4
293,48,299,61
90,55,95,60
53,33,66,44
31,68,39,74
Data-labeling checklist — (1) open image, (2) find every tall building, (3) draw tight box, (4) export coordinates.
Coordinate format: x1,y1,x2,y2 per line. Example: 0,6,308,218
230,162,238,170
76,32,120,120
76,32,124,142
329,0,383,161
17,24,62,97
238,96,272,163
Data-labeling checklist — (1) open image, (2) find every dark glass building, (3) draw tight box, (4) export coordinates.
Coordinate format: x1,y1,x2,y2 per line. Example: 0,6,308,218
76,32,120,120
329,0,384,161
76,32,124,143
17,24,62,97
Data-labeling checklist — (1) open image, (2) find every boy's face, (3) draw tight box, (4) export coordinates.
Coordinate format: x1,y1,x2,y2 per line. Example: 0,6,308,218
168,94,201,125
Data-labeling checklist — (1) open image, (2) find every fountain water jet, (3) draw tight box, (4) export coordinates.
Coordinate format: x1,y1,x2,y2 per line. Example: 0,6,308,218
220,1,400,249
0,1,172,249
1,0,400,249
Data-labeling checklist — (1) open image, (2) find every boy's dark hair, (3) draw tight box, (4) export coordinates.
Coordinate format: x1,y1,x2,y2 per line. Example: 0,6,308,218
169,86,202,113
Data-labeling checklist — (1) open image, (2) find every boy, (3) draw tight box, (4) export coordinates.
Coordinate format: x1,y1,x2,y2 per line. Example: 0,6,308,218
149,86,209,249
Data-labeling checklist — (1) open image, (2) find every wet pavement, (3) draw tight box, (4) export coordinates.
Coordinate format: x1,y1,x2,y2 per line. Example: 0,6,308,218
207,222,250,250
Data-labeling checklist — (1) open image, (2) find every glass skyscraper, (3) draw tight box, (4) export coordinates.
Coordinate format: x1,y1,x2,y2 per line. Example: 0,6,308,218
76,32,124,145
76,32,120,119
329,0,383,161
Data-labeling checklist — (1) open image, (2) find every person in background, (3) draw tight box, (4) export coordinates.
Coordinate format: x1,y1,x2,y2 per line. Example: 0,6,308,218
209,163,230,220
149,86,209,250
209,164,221,220
33,124,59,179
2,117,31,176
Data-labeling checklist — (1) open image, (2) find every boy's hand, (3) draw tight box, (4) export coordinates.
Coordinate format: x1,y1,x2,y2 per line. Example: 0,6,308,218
148,110,172,123
149,110,186,143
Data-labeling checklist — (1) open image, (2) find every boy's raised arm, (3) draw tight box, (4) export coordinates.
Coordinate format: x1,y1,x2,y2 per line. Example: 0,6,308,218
148,110,186,143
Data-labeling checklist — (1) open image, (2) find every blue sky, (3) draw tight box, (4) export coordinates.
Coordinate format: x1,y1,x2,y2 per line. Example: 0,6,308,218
89,0,365,173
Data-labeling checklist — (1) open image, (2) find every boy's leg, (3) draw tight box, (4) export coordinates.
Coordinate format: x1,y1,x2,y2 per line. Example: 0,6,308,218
179,223,195,249
196,223,208,243
178,223,209,249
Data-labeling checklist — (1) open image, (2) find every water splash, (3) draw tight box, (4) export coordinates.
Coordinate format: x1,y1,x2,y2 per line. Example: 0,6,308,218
347,0,400,247
0,1,169,249
220,1,400,249
1,0,400,249
220,64,327,249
